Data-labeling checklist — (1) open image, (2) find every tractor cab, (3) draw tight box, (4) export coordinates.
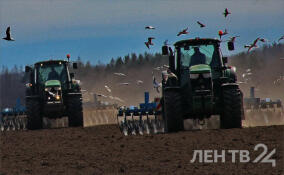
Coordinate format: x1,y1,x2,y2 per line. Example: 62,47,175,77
161,38,243,132
162,38,232,87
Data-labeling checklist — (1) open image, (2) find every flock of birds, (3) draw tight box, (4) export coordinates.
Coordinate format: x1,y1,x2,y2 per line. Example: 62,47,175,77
2,8,284,104
143,8,284,53
96,64,174,104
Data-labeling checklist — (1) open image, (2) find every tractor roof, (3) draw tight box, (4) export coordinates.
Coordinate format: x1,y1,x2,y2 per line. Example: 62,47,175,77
35,59,68,66
174,38,220,47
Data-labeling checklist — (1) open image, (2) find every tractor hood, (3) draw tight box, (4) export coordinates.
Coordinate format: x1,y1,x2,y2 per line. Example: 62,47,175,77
45,80,61,87
189,64,211,74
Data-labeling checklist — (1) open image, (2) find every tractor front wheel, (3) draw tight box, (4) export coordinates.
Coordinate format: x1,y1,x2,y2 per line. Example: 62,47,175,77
67,95,83,127
220,86,243,129
163,89,184,132
26,99,42,130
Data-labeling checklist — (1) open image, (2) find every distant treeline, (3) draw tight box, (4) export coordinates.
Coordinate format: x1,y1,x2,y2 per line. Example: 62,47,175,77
1,43,283,108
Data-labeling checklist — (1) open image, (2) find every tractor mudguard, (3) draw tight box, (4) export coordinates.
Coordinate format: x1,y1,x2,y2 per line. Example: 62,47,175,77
221,83,239,89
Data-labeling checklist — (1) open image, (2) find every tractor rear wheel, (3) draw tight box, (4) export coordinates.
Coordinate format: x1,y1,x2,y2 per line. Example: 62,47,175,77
163,90,184,132
26,99,42,130
220,87,243,129
67,95,83,127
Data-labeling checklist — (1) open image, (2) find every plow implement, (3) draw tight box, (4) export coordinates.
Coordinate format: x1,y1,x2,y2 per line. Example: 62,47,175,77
1,105,27,131
243,87,284,127
117,92,164,136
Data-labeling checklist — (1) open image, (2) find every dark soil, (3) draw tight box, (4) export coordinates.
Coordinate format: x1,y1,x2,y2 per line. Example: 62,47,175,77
1,125,283,175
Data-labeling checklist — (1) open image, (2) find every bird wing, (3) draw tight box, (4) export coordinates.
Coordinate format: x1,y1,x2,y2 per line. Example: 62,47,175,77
148,37,155,42
278,36,284,42
253,38,259,45
6,27,11,38
145,42,149,49
197,21,204,27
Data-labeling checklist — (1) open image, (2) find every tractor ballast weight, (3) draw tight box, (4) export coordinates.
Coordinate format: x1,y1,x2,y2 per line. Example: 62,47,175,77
24,59,83,130
161,38,244,132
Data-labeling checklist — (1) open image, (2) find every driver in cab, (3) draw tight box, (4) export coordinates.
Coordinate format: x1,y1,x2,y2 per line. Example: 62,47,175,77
48,67,59,80
189,47,206,67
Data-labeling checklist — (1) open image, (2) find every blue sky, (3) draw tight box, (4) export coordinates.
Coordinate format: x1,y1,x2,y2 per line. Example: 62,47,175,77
0,0,284,68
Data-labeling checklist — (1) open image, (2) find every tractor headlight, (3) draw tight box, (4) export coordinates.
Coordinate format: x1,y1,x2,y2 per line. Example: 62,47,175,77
55,95,60,100
45,87,51,91
190,74,199,79
202,72,211,78
54,87,61,91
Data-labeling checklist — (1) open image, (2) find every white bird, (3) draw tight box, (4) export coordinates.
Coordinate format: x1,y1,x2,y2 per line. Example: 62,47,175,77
104,85,111,93
163,65,170,69
114,97,124,102
114,72,126,76
145,26,155,30
117,82,130,86
136,80,143,85
246,68,251,73
153,66,161,71
2,26,15,41
153,74,162,93
97,94,107,98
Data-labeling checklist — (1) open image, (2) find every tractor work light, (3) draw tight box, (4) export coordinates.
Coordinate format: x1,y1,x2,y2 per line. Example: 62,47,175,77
202,72,211,78
55,95,60,100
190,74,199,79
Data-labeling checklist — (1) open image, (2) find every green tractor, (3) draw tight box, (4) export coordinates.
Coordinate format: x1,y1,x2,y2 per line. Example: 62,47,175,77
161,38,244,132
25,59,83,130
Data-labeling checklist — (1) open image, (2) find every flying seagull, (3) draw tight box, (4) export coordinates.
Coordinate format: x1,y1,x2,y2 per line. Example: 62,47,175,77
197,21,206,28
244,38,260,52
117,82,130,86
136,80,143,85
104,85,111,93
223,8,231,18
97,94,107,98
145,26,155,30
145,37,155,49
114,72,126,76
2,26,15,41
177,27,189,36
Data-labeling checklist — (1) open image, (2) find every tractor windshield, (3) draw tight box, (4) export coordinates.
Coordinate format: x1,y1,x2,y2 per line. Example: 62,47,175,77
179,44,221,68
37,62,68,86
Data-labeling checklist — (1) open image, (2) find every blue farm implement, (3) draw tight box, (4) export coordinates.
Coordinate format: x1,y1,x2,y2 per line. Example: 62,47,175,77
1,98,27,131
243,87,284,126
117,92,164,136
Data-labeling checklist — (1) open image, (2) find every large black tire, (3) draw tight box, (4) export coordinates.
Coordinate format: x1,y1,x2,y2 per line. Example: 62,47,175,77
26,99,42,130
67,95,83,127
220,86,243,129
163,89,184,132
